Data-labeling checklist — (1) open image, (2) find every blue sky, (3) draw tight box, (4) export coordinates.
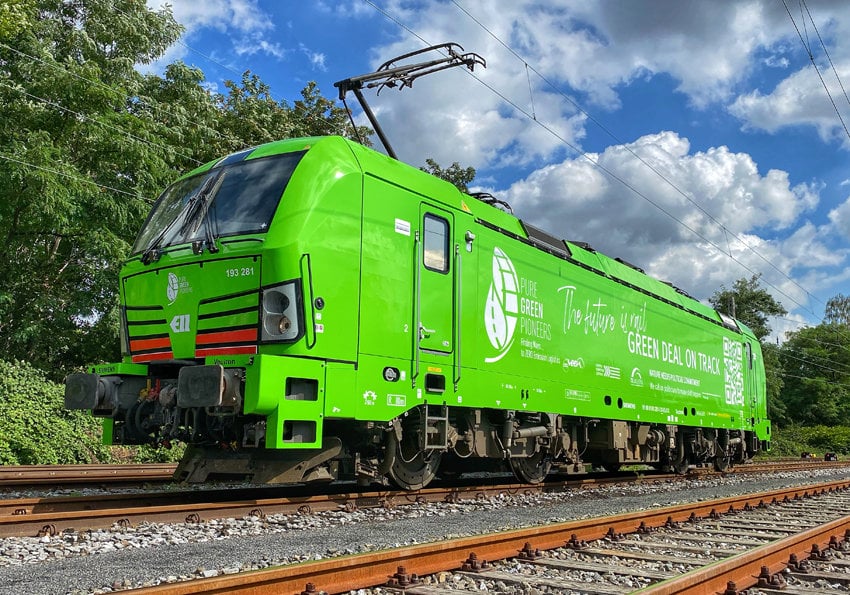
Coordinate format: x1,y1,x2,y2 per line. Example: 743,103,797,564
146,0,850,340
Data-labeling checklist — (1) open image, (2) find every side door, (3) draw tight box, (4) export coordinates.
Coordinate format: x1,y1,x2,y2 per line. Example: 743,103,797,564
416,205,455,358
745,341,758,426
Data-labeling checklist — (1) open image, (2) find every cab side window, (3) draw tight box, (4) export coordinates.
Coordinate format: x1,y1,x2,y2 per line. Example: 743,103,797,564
423,214,449,273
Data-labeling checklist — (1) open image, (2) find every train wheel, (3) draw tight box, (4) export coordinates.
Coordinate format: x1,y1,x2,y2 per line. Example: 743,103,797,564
388,449,441,490
713,454,732,472
386,410,441,490
713,430,733,472
510,450,552,484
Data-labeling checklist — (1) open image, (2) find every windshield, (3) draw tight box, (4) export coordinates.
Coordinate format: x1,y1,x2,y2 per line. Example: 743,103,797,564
132,151,306,255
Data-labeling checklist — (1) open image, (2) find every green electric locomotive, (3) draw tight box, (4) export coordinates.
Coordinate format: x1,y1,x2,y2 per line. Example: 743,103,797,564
65,135,771,489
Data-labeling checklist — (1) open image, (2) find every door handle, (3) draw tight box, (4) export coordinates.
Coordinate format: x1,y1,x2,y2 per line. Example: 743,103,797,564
419,324,435,339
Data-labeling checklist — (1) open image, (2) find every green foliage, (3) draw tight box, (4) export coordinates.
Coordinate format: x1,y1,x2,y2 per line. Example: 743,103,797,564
0,359,109,464
130,443,186,464
762,343,787,424
766,424,850,458
777,323,850,426
421,158,476,192
824,293,850,325
709,274,787,341
0,0,33,39
0,0,183,376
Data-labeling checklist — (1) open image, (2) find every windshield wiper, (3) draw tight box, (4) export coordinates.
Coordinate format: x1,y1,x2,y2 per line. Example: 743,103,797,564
189,171,226,255
195,195,221,256
140,171,222,265
179,170,224,238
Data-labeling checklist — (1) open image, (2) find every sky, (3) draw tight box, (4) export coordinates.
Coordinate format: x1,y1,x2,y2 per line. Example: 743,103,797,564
144,0,850,341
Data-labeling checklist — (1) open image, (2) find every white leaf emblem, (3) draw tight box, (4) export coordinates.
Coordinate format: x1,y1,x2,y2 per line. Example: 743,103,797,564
484,247,518,362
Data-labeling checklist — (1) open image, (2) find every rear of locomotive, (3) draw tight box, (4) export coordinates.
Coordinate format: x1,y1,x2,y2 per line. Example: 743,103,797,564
64,137,364,483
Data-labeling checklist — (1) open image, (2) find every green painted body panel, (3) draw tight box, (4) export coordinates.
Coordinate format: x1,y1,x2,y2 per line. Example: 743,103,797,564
123,256,261,360
100,135,769,451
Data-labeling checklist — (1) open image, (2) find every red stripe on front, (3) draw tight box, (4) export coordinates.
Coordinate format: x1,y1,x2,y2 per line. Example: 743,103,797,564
195,345,258,357
132,351,174,363
130,336,172,351
196,328,258,345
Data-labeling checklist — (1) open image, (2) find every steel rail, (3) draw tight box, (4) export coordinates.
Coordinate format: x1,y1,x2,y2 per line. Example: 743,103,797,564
0,458,840,488
0,463,176,485
642,514,850,594
1,461,849,538
0,473,663,537
121,478,850,594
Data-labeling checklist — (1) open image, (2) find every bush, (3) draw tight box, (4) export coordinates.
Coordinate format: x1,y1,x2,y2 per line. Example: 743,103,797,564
0,360,111,464
763,424,850,458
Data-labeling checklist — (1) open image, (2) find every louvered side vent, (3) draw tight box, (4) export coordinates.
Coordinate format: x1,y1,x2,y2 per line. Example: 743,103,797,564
718,312,741,332
521,221,570,258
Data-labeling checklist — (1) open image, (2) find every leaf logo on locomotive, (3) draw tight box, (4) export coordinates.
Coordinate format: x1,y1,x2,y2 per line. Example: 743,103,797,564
484,247,519,363
166,272,180,304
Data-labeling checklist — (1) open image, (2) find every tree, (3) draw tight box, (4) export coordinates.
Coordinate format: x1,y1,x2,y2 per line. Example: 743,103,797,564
778,324,850,426
0,0,184,374
824,293,850,326
762,342,788,425
0,1,371,377
0,0,30,39
421,158,476,192
709,274,787,341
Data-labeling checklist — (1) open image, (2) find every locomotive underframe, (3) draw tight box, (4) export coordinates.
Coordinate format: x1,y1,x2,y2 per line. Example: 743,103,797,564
68,365,756,488
166,403,753,486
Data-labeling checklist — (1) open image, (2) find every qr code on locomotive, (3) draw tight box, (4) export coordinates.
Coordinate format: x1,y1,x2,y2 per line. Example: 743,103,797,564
723,337,744,406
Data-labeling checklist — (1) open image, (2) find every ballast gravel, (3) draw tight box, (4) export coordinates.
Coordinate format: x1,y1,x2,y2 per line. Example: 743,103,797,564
0,468,847,595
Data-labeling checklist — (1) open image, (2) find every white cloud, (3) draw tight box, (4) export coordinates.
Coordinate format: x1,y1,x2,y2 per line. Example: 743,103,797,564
145,0,303,73
729,61,850,146
360,0,850,168
233,37,287,60
299,44,327,71
147,0,272,34
315,0,373,19
500,131,823,307
827,196,850,238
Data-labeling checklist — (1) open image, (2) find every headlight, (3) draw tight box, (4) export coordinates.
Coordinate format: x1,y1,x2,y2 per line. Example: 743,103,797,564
261,281,301,342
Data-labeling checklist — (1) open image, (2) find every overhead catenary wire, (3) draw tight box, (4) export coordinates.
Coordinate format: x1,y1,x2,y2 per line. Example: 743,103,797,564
0,153,151,203
0,18,356,210
0,41,233,147
0,78,203,167
799,0,850,110
450,0,819,312
782,0,850,144
779,348,850,376
360,0,817,316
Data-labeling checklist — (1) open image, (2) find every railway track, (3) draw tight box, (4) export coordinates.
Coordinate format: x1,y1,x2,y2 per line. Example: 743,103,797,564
0,473,673,539
0,458,837,491
1,460,848,539
1,465,850,593
118,479,850,594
